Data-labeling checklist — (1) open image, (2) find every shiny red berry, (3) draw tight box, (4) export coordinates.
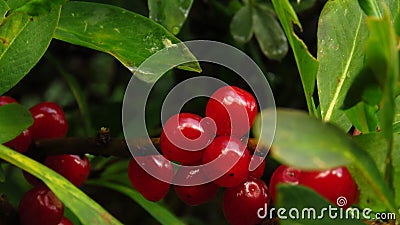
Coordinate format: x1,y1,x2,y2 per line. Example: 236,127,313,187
29,102,68,140
300,166,358,208
44,154,90,187
160,113,215,164
206,86,258,137
269,165,301,204
0,96,17,105
19,186,64,225
58,217,73,225
128,155,174,202
4,124,32,153
248,155,266,179
202,136,251,187
173,165,219,206
0,96,32,153
223,177,271,225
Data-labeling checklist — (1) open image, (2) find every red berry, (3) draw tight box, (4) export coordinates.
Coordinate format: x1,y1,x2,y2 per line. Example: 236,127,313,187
29,102,68,140
0,96,17,105
44,154,90,187
173,165,219,206
202,136,251,187
58,217,73,225
128,155,174,202
269,165,301,204
249,155,266,179
19,186,64,225
4,126,32,153
223,177,271,225
0,96,32,153
300,166,358,208
160,113,215,164
206,86,258,137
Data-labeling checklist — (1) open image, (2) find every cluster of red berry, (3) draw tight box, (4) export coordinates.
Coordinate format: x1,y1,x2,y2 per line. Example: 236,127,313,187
0,96,90,225
127,86,360,225
127,86,270,225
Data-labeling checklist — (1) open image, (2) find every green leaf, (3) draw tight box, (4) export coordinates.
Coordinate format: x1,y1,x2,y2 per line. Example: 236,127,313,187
230,5,253,43
317,0,368,131
345,102,378,133
0,145,123,225
0,104,33,143
148,0,193,35
0,5,61,95
351,133,388,211
365,13,399,143
254,109,397,214
277,185,366,225
271,0,318,116
253,4,288,61
11,0,66,16
290,0,317,13
342,67,382,110
54,1,201,82
358,0,382,17
88,180,186,225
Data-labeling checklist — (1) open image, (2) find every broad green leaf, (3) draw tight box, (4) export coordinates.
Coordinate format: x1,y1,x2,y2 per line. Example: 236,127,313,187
345,102,378,133
0,104,32,143
254,109,397,214
11,0,66,16
277,185,366,225
89,180,186,225
271,0,318,116
351,133,388,212
342,67,382,110
54,1,201,82
0,5,61,95
0,0,7,13
148,0,193,35
0,145,123,225
358,0,382,17
253,4,288,61
317,0,368,131
230,5,253,43
365,14,399,143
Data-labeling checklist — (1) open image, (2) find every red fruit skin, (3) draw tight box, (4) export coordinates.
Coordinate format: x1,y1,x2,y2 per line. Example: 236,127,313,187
269,165,301,204
202,136,251,187
19,186,64,225
173,165,219,206
223,177,271,225
249,155,266,179
44,154,90,187
160,113,215,164
58,217,73,225
29,102,68,140
0,96,32,153
0,96,17,105
206,86,258,137
128,155,174,202
300,167,358,208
